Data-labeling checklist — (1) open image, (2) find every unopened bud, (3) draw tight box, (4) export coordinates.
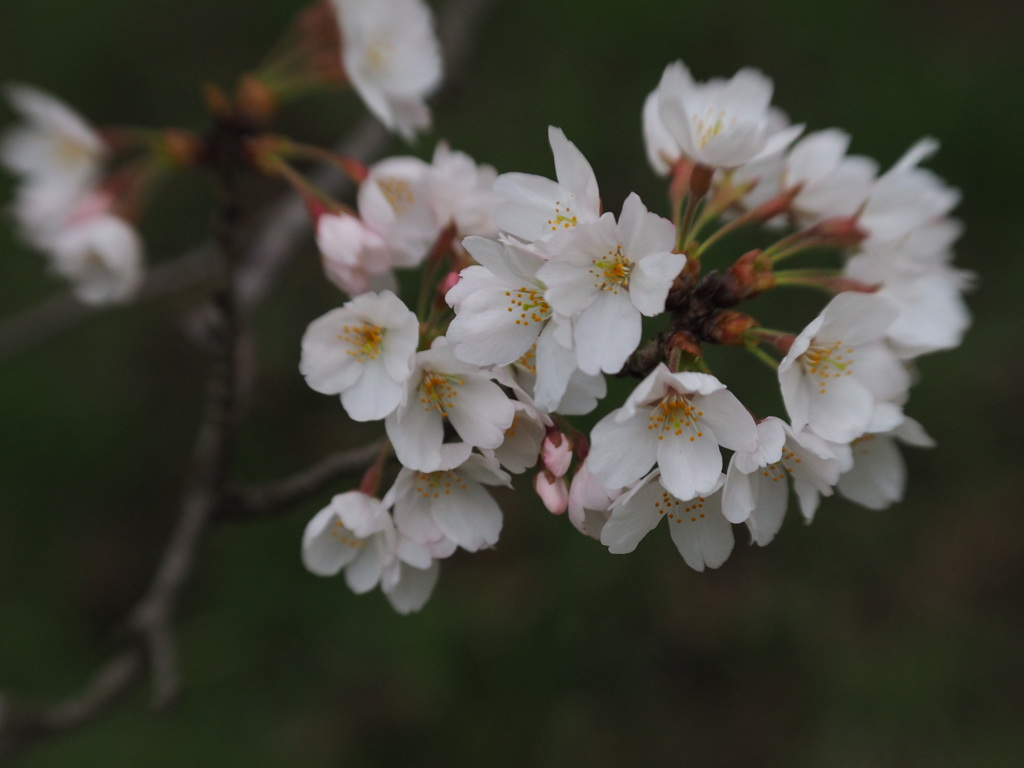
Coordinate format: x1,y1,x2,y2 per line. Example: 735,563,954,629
541,431,573,477
236,74,278,124
534,471,569,515
438,271,461,302
704,311,760,346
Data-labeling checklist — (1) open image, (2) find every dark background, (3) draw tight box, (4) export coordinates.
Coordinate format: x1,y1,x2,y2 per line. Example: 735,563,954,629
2,0,1023,765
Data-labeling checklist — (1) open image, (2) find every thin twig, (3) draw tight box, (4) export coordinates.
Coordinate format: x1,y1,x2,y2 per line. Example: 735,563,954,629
221,439,386,522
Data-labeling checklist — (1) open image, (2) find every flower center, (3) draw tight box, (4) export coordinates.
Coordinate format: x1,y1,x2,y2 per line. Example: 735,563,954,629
654,488,709,523
419,372,463,417
331,519,366,548
376,176,415,214
691,108,736,149
504,286,550,326
648,395,705,441
414,470,468,499
801,340,855,394
339,323,384,361
590,246,633,294
515,344,537,376
546,199,578,232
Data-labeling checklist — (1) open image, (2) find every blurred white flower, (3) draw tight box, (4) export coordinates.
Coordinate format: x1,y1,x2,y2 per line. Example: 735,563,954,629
332,0,442,140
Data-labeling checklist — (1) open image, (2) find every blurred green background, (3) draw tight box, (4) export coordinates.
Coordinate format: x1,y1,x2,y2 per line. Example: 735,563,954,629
2,0,1023,766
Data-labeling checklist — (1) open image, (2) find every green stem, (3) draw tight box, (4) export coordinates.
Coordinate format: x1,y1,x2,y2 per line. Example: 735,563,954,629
745,342,780,371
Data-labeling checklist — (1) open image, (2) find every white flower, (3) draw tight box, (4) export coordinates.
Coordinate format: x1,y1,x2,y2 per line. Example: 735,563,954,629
538,193,686,375
844,244,972,359
445,235,556,367
1,84,105,190
332,0,442,140
779,292,910,444
385,340,516,472
302,491,446,614
490,398,548,475
837,417,934,510
492,126,601,244
587,365,758,502
316,211,394,296
302,491,393,588
428,142,500,239
723,417,851,543
859,138,960,244
299,290,419,422
48,213,143,305
601,472,734,572
782,129,878,225
388,453,511,552
358,156,437,267
645,61,803,170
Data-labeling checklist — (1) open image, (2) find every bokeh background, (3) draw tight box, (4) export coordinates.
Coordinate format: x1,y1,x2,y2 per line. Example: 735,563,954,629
2,0,1023,766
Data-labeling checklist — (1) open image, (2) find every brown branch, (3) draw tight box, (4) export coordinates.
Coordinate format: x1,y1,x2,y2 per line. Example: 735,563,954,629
0,244,216,364
221,438,386,522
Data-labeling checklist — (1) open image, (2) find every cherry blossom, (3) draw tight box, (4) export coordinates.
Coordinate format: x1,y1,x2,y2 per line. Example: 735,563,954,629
492,126,601,244
48,213,144,305
601,472,734,571
779,292,910,444
388,453,511,552
645,61,803,170
588,365,758,502
315,211,393,296
538,193,685,375
300,290,419,422
385,340,516,472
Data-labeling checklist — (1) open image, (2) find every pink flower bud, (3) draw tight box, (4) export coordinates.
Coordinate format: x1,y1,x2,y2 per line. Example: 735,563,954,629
438,270,461,298
533,471,568,515
541,431,573,477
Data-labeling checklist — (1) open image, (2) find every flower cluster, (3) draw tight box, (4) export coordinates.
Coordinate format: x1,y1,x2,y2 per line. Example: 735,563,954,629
1,85,146,304
296,57,970,612
1,0,970,615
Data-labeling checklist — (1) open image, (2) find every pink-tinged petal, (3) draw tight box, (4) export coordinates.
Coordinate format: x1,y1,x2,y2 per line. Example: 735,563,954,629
588,410,658,490
667,490,734,571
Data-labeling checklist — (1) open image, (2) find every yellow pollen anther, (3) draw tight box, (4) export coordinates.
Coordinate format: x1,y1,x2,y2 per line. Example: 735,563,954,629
338,323,384,361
